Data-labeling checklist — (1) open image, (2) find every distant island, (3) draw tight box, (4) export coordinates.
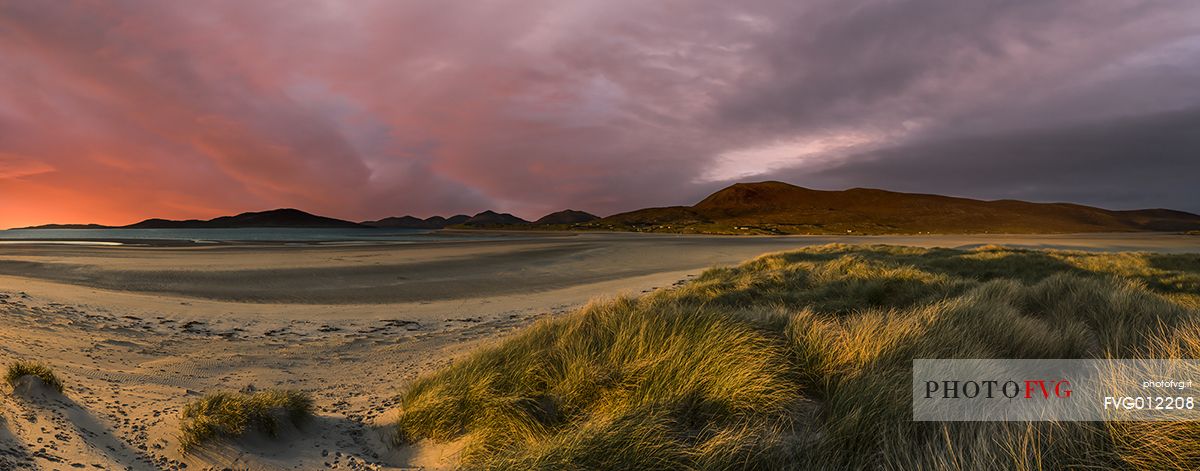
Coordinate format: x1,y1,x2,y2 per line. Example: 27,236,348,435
13,208,599,231
362,209,601,228
16,208,365,230
361,214,472,229
12,181,1200,234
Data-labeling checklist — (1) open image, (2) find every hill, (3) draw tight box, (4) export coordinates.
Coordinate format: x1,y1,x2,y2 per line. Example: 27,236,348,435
361,215,470,229
534,209,599,225
444,214,472,225
577,181,1200,234
361,215,428,228
456,210,530,227
122,209,364,229
11,223,110,230
363,210,596,230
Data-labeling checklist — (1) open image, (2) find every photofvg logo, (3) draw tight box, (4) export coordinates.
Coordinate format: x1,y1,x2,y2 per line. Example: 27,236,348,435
924,378,1072,400
913,359,1200,421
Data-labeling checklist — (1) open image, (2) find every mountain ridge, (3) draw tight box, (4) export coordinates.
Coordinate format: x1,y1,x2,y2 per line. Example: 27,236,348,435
11,182,1200,234
577,181,1200,234
123,208,364,229
13,208,364,230
458,210,530,226
361,214,471,229
535,209,599,225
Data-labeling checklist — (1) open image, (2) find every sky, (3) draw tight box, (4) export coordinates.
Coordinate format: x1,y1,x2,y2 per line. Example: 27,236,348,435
2,0,1199,228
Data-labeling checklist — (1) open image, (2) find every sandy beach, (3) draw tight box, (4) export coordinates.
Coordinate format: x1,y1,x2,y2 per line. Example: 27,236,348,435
0,232,1197,470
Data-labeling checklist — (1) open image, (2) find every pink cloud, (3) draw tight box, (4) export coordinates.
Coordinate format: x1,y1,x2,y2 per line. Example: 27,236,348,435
1,0,1198,228
0,153,54,180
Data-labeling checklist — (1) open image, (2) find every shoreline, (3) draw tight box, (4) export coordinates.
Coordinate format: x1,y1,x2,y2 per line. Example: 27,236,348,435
2,226,1198,247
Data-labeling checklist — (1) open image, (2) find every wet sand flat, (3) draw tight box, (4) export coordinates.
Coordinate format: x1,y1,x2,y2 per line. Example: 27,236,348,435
2,232,1197,305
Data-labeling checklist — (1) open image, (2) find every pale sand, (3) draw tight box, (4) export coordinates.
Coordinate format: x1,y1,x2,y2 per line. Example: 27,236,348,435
0,232,1196,470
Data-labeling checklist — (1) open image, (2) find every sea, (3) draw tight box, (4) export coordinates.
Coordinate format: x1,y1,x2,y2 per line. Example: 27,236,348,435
0,228,514,245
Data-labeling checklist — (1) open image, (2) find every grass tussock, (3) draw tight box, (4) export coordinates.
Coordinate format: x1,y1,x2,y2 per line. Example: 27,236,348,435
393,244,1200,470
5,361,63,393
178,389,313,452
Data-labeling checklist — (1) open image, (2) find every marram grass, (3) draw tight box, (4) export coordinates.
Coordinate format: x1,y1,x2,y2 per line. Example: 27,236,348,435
178,389,313,452
393,244,1200,470
5,361,64,393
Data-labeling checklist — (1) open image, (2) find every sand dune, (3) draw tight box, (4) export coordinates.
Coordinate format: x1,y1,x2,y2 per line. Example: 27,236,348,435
0,232,1196,469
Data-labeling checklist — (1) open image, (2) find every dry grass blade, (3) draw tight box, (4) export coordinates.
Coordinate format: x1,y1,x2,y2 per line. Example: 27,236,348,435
178,389,313,452
5,361,64,393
